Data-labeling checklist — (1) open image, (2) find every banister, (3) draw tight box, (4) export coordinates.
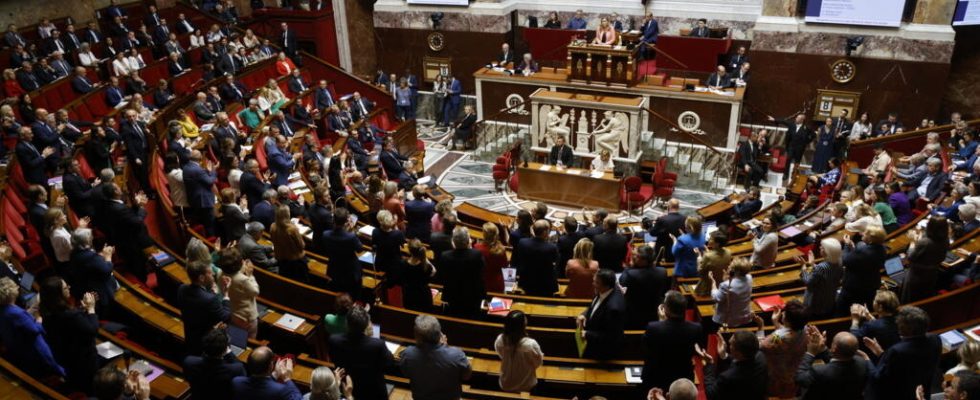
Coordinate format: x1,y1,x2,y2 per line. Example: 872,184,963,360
473,99,529,127
850,117,980,149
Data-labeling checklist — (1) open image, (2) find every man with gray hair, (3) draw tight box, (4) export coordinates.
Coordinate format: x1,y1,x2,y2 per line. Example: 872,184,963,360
250,189,277,229
238,222,277,272
400,315,471,400
905,157,947,203
959,203,979,232
648,378,698,400
440,226,485,317
69,228,117,314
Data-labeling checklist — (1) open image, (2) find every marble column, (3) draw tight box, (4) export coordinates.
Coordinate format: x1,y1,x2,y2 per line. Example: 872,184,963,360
760,0,797,17
912,0,957,25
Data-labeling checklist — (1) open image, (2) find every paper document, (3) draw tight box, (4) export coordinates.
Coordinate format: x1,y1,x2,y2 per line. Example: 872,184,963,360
575,325,587,357
539,165,552,171
417,176,432,185
624,366,643,384
385,341,401,355
274,313,305,332
357,225,376,236
565,169,581,175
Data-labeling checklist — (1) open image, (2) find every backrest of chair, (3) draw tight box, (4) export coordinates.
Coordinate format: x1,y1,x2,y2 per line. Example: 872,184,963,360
624,176,642,191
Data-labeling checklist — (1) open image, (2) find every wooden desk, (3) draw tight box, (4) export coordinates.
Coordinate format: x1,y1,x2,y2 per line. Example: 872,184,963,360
567,43,640,86
517,162,621,210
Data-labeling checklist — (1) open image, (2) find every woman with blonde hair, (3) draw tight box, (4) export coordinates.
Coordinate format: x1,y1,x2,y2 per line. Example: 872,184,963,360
270,205,308,282
303,366,353,400
431,199,454,233
694,231,731,296
592,17,617,45
845,203,883,234
372,210,406,274
947,340,980,376
382,181,406,229
475,222,507,292
45,207,87,271
241,29,260,49
711,257,755,328
564,238,599,299
258,78,288,112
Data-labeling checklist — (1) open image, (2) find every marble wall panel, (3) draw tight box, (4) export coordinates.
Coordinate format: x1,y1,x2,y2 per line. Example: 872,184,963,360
752,31,955,63
374,10,511,33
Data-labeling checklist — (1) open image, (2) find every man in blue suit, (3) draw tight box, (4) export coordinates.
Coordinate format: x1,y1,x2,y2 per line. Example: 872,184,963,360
231,346,302,400
442,76,462,126
30,109,63,172
120,109,150,192
68,228,116,315
240,160,270,212
405,185,435,241
105,76,125,108
15,127,55,185
566,9,588,29
347,130,371,172
249,191,277,232
177,261,231,356
313,80,334,113
266,135,299,188
379,138,408,179
640,12,660,59
70,67,96,94
183,150,218,236
404,68,419,111
183,328,246,399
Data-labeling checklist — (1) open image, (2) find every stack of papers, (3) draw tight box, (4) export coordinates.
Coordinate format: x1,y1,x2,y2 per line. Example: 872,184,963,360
96,341,125,360
624,366,643,384
385,341,401,355
274,313,305,332
538,165,552,171
590,171,604,178
487,297,513,316
357,225,376,236
565,169,582,175
940,330,966,352
358,252,375,264
288,180,306,190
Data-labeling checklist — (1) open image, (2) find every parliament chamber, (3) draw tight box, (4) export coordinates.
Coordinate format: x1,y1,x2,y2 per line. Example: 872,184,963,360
0,0,979,400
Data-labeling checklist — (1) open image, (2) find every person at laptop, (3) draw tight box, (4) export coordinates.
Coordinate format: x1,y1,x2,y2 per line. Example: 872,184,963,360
516,53,539,75
901,216,949,303
706,65,729,90
590,149,615,172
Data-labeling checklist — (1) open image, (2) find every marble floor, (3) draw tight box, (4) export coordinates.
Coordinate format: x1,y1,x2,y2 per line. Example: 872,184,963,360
416,120,775,223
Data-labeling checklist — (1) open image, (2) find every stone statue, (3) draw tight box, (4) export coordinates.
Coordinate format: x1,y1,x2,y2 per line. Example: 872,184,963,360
592,110,630,155
576,110,591,153
545,105,570,145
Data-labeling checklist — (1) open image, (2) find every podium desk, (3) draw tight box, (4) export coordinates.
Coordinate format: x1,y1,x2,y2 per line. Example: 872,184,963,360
567,43,640,86
517,162,622,210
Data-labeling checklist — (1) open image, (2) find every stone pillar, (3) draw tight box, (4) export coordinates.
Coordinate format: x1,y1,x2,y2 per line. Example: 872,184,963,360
760,0,797,17
912,0,957,25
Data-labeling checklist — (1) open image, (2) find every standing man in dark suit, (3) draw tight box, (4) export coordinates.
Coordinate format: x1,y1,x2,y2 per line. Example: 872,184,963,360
280,22,297,58
451,105,477,150
728,46,749,71
640,12,660,59
313,80,334,113
231,346,302,400
513,220,560,297
62,158,97,218
440,227,487,317
442,76,462,126
830,109,852,160
103,184,152,279
592,216,629,272
642,291,705,392
68,229,116,315
120,109,151,192
177,261,231,356
404,68,419,112
183,150,218,236
82,22,102,45
768,112,814,182
689,18,710,37
651,198,685,264
267,135,300,188
327,307,394,400
738,132,764,189
619,246,669,329
27,185,49,237
577,269,625,360
15,127,55,186
321,208,363,298
557,216,583,276
864,306,941,400
795,329,869,400
701,331,769,400
182,328,246,400
240,160,270,211
404,186,435,241
548,135,573,166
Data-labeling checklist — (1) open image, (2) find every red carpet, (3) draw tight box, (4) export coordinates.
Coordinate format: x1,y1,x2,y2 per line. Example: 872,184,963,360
638,59,658,76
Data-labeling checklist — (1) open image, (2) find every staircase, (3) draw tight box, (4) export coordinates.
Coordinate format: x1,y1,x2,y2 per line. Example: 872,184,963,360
647,134,736,194
472,122,530,163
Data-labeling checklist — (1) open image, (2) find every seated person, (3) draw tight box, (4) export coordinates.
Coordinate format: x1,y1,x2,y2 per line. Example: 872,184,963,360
810,158,842,188
706,65,729,90
731,62,750,87
592,18,617,45
548,135,573,166
237,99,265,131
732,187,762,221
516,53,539,75
590,149,614,172
496,43,513,66
689,18,710,37
566,9,587,30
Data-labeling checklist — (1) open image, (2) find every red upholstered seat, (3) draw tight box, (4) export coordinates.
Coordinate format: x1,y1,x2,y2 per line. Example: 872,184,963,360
620,176,653,211
768,147,788,173
652,158,677,202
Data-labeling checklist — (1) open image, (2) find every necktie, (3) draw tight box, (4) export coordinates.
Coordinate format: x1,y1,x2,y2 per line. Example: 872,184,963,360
91,31,98,43
183,21,191,32
298,79,306,91
133,122,144,141
175,61,183,72
163,26,168,36
55,39,64,52
70,34,78,47
233,85,242,99
282,121,292,136
58,61,68,76
153,15,159,25
26,142,39,156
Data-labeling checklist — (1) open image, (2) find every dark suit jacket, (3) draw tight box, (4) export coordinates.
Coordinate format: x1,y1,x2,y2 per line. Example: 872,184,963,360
219,204,249,244
15,69,40,92
704,353,769,400
380,149,407,178
119,120,149,164
182,353,246,400
176,284,230,355
62,172,95,217
250,201,275,229
776,119,816,154
182,162,217,209
689,26,710,38
307,203,333,246
619,266,669,328
230,376,302,400
642,318,704,389
840,243,888,315
168,59,187,76
706,72,729,88
429,232,453,271
513,237,559,296
154,88,174,108
42,309,98,389
796,352,869,400
105,85,124,108
327,333,395,400
733,199,762,220
15,141,48,185
497,51,513,65
440,248,486,316
68,248,115,310
869,335,941,400
557,230,584,273
240,172,269,212
321,230,363,294
737,140,760,170
286,76,309,94
404,199,435,241
907,171,948,202
592,231,629,271
454,113,477,140
549,144,573,166
266,148,294,188
176,18,195,34
314,87,334,110
28,203,46,237
281,29,298,55
582,289,626,359
103,200,150,248
71,75,95,94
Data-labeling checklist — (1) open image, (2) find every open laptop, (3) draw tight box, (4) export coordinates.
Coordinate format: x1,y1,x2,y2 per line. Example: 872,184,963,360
884,256,907,286
18,272,34,292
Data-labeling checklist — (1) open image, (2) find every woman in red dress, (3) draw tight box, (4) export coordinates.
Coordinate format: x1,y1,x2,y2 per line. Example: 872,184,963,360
474,222,507,293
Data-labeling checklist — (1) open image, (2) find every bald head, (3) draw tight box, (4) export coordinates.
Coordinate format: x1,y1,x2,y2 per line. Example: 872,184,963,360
667,378,697,400
831,331,858,359
667,198,680,211
245,346,275,376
